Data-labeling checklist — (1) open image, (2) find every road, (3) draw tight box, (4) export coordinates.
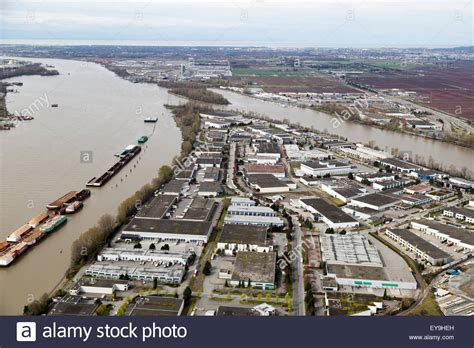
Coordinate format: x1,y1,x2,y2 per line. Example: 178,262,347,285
291,216,305,315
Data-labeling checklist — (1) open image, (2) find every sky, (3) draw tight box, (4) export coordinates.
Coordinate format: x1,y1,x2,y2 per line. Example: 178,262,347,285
0,0,472,47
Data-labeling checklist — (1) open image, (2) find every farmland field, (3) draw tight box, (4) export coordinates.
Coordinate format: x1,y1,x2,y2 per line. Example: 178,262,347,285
231,70,360,94
348,61,474,120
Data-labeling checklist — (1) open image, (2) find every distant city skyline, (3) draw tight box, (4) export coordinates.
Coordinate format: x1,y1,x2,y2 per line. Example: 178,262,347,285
1,0,472,48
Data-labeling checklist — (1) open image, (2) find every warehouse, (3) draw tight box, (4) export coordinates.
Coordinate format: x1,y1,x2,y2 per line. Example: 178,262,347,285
256,142,281,159
224,214,284,227
69,279,129,296
300,198,359,229
320,179,366,203
385,228,451,265
136,195,177,219
246,174,291,193
202,167,222,182
411,220,474,251
230,251,277,289
198,182,223,197
227,205,277,217
443,207,474,223
97,248,194,265
217,225,271,255
245,164,286,178
378,158,422,173
122,219,213,243
85,263,185,284
129,296,184,316
355,172,396,183
326,263,417,290
320,234,382,266
181,197,218,222
349,193,400,211
300,160,357,177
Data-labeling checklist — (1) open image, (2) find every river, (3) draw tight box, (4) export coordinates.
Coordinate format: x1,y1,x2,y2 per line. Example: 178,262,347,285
216,89,473,172
0,57,183,314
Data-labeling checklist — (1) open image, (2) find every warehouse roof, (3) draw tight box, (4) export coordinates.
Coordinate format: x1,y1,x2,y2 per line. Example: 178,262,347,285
232,251,276,284
301,198,357,224
351,193,400,207
136,195,176,219
123,218,212,236
388,229,450,260
219,225,268,246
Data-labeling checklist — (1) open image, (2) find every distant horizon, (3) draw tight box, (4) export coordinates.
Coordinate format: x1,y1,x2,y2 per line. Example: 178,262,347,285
0,39,472,50
1,0,472,48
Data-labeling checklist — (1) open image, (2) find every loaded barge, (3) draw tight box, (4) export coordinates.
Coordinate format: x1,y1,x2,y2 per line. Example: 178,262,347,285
87,144,141,187
46,189,90,211
0,212,68,267
0,189,90,267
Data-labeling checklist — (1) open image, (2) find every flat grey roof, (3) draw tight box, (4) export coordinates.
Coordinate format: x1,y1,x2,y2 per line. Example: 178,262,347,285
204,167,221,180
219,224,268,246
389,229,450,259
49,298,98,316
175,170,194,180
352,193,400,207
232,251,277,284
216,306,258,316
415,220,474,246
162,179,186,193
247,174,288,188
199,182,223,193
136,195,176,219
129,296,183,316
257,142,280,154
380,158,422,170
182,197,218,221
123,218,211,236
327,264,388,281
301,198,357,224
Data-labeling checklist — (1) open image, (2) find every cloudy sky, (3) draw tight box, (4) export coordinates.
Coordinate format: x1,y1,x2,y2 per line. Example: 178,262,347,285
0,0,472,47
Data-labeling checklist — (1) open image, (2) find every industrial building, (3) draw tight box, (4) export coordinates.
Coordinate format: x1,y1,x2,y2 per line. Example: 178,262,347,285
443,207,474,223
246,174,292,193
411,220,474,252
300,160,357,177
226,251,277,290
217,225,272,255
385,228,451,265
349,193,401,211
69,278,129,296
122,219,213,243
300,198,359,229
85,263,185,284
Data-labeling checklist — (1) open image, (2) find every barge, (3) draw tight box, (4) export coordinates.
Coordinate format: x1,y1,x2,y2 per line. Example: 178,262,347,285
46,189,91,210
47,191,78,210
40,215,67,233
7,224,33,243
87,145,141,187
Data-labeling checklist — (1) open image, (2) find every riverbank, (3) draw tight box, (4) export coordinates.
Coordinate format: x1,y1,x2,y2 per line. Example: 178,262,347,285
0,57,182,314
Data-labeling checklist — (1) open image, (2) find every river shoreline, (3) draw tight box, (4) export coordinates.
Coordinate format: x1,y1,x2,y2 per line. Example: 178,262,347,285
0,57,183,314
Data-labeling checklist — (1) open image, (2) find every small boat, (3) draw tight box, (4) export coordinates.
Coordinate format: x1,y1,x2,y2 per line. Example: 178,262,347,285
144,117,158,123
137,136,148,143
51,104,58,108
65,201,83,214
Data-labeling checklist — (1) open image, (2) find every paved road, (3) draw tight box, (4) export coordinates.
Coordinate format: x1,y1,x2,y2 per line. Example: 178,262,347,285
291,217,305,315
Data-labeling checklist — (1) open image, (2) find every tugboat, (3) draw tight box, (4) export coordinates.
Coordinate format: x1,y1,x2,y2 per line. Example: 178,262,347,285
144,117,158,123
137,136,148,143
